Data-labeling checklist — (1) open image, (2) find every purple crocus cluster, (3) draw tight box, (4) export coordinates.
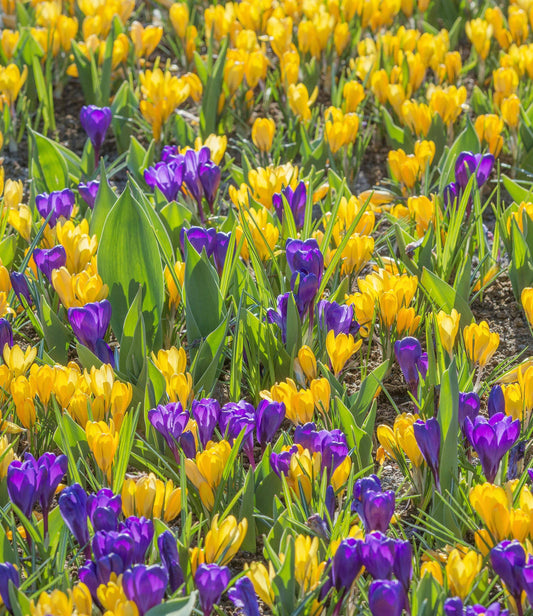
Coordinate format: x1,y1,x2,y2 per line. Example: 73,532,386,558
444,597,509,616
67,299,114,367
394,336,428,396
443,152,494,216
144,146,221,222
490,540,533,616
35,188,75,227
149,398,285,467
7,452,67,536
294,422,349,478
180,226,231,275
272,181,307,228
352,475,395,533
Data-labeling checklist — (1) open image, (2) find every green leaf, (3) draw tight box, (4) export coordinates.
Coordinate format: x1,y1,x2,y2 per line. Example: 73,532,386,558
382,107,404,147
145,592,197,616
119,286,147,379
113,404,140,492
39,297,70,364
29,129,69,192
192,314,230,394
0,235,18,269
199,38,228,137
349,360,389,423
98,185,164,347
239,468,257,552
502,174,533,204
273,536,296,616
89,160,117,238
76,342,104,371
420,267,474,328
127,136,149,183
160,201,192,249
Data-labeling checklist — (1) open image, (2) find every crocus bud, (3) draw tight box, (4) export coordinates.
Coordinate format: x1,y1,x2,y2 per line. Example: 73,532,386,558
0,562,19,613
332,537,363,591
228,577,260,616
158,530,184,594
487,385,505,417
78,180,100,209
195,563,231,616
59,483,90,550
368,579,405,616
413,418,441,491
122,564,169,616
80,105,112,161
35,188,75,227
33,246,67,283
255,400,285,448
10,271,32,305
0,318,13,350
360,532,396,580
490,540,526,604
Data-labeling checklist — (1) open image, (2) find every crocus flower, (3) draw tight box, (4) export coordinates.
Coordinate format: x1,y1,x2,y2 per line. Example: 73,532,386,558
195,563,231,616
413,418,441,491
78,180,100,209
444,597,464,616
180,226,216,257
0,318,13,350
144,161,184,202
79,554,125,599
267,292,290,343
10,271,32,304
316,300,359,336
92,530,136,569
68,299,113,366
332,537,363,591
34,452,68,533
220,401,255,466
148,402,190,462
272,181,307,228
0,562,19,613
455,152,494,189
490,541,526,606
443,182,458,209
255,400,285,448
158,530,184,594
368,579,405,616
7,456,38,518
228,577,260,616
33,246,67,283
458,392,480,430
192,398,220,447
198,160,221,211
394,337,425,395
487,385,505,417
119,516,154,564
359,488,396,533
464,413,520,483
212,232,231,275
393,540,412,592
360,532,396,580
87,488,122,532
123,564,169,616
352,474,382,515
35,188,75,227
270,448,295,477
80,105,112,161
59,483,90,553
286,238,324,279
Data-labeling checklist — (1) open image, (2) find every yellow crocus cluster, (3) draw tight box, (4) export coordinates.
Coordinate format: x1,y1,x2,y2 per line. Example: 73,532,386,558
501,362,533,422
470,482,533,551
139,67,192,141
78,0,135,38
465,18,493,60
427,85,467,125
401,99,433,137
463,320,500,367
236,163,298,209
388,140,435,190
86,419,119,481
377,413,423,467
266,376,331,424
130,20,163,60
122,473,181,522
190,514,248,572
493,67,519,108
324,107,359,154
55,220,98,274
30,587,89,616
97,574,137,616
52,258,108,308
1,30,19,60
151,347,193,407
281,535,326,594
184,440,232,510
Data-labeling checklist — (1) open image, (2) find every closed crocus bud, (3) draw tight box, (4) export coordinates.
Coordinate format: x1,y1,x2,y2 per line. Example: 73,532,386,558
34,452,68,530
212,232,231,275
145,160,184,202
295,345,317,382
78,180,100,209
0,318,13,350
446,548,482,599
273,182,307,229
35,188,75,227
501,94,520,128
181,226,216,258
192,398,221,447
463,320,500,367
326,330,362,376
158,530,184,594
444,597,464,616
394,336,423,394
487,384,505,417
458,392,480,430
252,117,275,152
123,564,168,616
368,579,405,616
436,309,460,356
148,402,190,462
120,516,154,564
455,152,494,189
0,562,20,613
332,537,363,591
317,300,357,337
33,246,67,283
255,400,285,448
443,181,458,209
68,299,112,355
360,489,395,533
228,577,260,616
59,483,90,553
87,488,122,532
10,271,32,305
413,418,441,491
393,540,412,591
7,456,38,518
80,105,112,161
464,413,520,483
195,563,231,616
198,161,221,212
490,540,526,604
360,532,396,580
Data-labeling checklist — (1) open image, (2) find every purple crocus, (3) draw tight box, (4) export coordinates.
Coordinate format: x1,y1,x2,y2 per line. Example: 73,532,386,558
488,385,505,417
255,400,285,448
34,452,68,534
443,182,458,209
78,180,100,209
220,401,256,466
144,161,184,202
413,418,441,491
316,299,359,336
195,563,231,616
272,181,307,228
123,564,169,616
228,577,260,616
158,530,184,594
368,579,405,616
80,105,112,162
490,541,526,609
0,318,13,350
92,530,136,569
33,246,67,283
444,597,464,616
332,537,363,592
352,474,382,515
267,292,290,343
119,516,154,564
7,456,38,518
270,448,295,477
359,488,395,533
455,152,494,189
0,562,20,613
286,238,323,317
68,299,113,366
464,413,520,483
149,402,190,462
360,532,396,580
394,337,425,395
192,398,221,447
458,392,480,430
59,483,90,556
35,188,75,227
87,488,122,532
393,540,412,592
180,226,216,258
79,554,125,600
212,232,231,275
199,160,221,212
10,271,32,305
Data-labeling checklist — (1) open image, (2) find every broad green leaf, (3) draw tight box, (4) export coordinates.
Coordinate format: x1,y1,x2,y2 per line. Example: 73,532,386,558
39,297,70,364
191,314,230,394
89,160,117,238
29,129,69,192
145,592,197,616
238,468,257,552
98,185,164,346
420,267,474,328
502,174,533,204
0,235,18,269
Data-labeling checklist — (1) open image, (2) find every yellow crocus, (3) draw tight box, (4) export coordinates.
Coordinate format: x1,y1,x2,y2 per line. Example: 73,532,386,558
463,321,500,367
522,287,533,329
122,473,181,523
30,589,73,616
469,483,510,542
191,514,248,573
295,345,317,382
251,118,276,152
3,344,36,378
184,440,231,510
445,548,482,599
310,377,331,414
436,309,460,356
86,420,119,480
288,83,316,122
326,330,362,376
245,562,275,607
